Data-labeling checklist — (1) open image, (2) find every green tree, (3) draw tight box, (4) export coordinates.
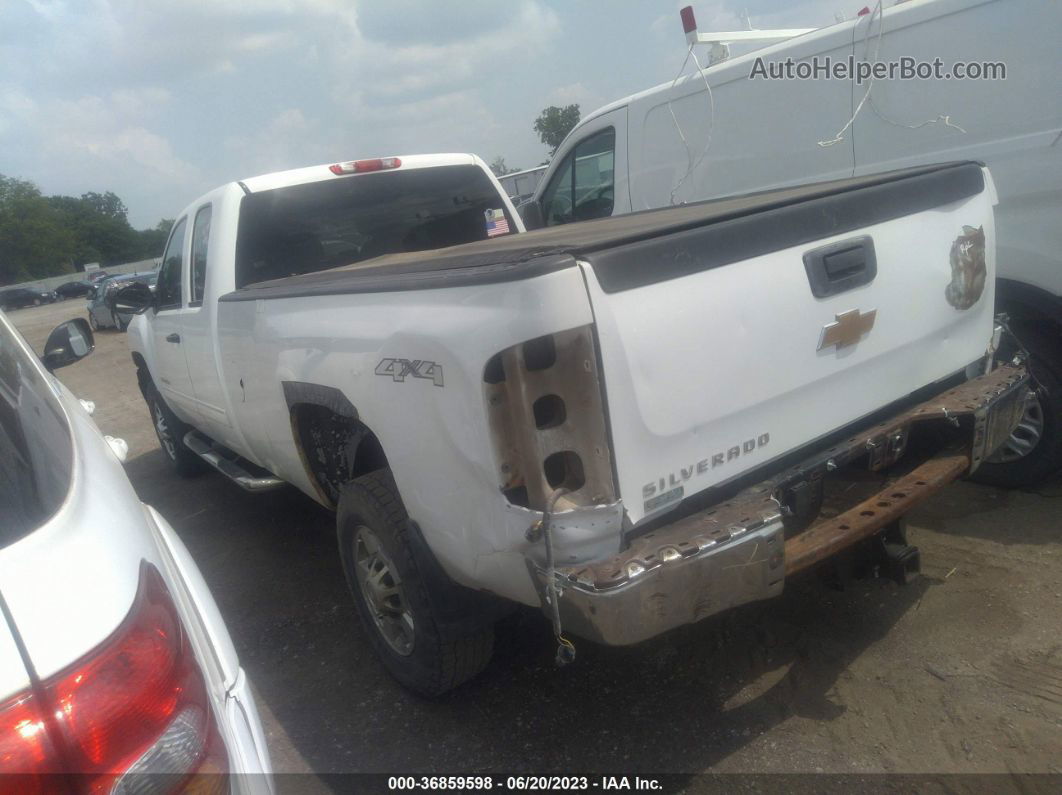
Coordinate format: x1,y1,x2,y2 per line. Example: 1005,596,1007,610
81,191,130,222
0,175,76,284
48,192,139,268
134,218,174,261
0,174,175,284
489,156,519,177
533,104,580,157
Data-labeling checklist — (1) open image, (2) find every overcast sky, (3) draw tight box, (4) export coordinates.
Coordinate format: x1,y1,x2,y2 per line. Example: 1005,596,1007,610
1,0,842,229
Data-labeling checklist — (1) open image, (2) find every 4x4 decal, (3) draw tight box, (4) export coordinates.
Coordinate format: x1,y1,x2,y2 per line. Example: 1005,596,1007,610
375,358,444,387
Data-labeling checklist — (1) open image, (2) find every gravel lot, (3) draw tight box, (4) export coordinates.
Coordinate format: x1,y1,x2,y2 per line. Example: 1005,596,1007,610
12,300,1062,786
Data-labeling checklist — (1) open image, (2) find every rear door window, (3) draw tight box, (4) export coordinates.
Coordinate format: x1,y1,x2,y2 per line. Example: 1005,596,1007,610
190,205,212,306
156,217,187,310
235,164,515,288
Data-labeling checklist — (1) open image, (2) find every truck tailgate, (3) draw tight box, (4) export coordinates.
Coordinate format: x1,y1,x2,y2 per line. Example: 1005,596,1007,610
580,163,997,524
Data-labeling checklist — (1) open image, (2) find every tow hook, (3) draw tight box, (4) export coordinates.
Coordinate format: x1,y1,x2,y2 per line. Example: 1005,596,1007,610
824,519,921,589
875,520,921,585
526,488,577,667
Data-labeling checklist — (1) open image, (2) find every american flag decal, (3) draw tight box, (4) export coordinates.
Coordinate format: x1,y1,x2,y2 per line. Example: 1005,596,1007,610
485,208,510,237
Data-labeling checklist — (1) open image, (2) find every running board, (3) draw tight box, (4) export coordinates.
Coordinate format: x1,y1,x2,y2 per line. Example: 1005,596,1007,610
183,431,286,492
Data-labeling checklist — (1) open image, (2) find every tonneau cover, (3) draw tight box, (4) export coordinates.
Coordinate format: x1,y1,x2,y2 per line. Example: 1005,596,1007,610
221,161,984,301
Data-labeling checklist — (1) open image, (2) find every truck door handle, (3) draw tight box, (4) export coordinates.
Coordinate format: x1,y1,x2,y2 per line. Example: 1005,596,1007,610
803,236,877,298
166,333,181,344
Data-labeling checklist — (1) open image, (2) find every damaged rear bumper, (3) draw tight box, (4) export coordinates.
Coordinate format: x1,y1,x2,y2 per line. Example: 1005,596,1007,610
543,364,1031,646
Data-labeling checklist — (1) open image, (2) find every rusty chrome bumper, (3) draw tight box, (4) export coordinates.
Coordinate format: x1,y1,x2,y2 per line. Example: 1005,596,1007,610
545,364,1031,646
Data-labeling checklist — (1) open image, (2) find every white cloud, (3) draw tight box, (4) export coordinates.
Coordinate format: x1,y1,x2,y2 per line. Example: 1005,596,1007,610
43,92,201,185
0,86,202,224
223,108,323,176
545,83,605,114
0,0,845,227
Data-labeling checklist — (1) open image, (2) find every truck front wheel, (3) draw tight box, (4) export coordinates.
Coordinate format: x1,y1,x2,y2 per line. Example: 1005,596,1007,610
337,469,494,696
144,382,205,477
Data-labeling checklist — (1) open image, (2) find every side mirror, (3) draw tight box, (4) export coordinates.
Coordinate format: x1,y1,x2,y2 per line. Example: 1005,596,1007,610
518,200,544,231
113,282,154,315
43,318,94,371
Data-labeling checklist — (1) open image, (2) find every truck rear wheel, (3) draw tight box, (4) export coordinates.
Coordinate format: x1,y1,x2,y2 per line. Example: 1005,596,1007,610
337,469,494,696
144,382,205,477
971,327,1062,488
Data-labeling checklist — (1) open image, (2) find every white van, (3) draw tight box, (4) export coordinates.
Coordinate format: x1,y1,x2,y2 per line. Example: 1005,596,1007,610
521,0,1062,486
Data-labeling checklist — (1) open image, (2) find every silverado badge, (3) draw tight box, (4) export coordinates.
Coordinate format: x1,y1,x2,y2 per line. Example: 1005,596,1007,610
945,225,987,310
817,308,877,351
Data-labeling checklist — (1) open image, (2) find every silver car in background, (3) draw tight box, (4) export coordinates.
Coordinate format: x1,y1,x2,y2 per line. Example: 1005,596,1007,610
87,271,158,332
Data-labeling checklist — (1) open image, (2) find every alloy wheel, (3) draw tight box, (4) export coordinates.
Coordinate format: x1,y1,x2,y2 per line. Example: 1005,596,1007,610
986,397,1045,464
153,401,177,461
353,525,415,656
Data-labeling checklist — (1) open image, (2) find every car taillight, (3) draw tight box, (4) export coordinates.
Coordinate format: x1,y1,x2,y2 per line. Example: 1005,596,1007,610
0,692,58,794
0,563,228,793
328,157,401,175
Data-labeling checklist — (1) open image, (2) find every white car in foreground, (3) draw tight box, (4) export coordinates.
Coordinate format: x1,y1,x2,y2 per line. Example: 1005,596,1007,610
0,311,272,791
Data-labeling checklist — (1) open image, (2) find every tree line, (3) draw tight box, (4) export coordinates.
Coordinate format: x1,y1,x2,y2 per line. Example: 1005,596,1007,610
0,174,172,286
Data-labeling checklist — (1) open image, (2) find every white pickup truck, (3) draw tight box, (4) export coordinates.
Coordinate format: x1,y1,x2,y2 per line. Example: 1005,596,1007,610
123,155,1029,695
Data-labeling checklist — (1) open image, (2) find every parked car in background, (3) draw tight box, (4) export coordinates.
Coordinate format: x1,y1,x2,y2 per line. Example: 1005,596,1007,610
0,309,273,788
0,287,57,311
54,280,95,299
87,271,158,331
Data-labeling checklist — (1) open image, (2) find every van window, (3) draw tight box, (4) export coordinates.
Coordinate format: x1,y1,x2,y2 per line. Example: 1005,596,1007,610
541,157,575,226
156,217,187,310
234,164,515,289
190,205,212,306
541,128,616,226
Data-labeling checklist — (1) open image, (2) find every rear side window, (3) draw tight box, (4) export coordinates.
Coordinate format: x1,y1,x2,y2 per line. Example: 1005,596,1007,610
0,316,73,545
156,217,187,309
542,128,616,227
234,164,515,288
190,205,212,305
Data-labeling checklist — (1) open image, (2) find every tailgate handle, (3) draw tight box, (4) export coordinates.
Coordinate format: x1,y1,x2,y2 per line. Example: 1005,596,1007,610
803,236,877,298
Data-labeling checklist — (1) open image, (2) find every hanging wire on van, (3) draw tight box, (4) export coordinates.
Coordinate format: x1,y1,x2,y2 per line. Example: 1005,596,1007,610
666,44,716,206
819,0,965,147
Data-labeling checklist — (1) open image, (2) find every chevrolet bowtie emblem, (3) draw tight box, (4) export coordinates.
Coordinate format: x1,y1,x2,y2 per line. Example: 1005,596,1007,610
818,308,877,351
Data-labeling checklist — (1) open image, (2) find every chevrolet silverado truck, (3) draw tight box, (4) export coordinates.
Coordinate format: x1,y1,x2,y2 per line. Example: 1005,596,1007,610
121,158,1030,695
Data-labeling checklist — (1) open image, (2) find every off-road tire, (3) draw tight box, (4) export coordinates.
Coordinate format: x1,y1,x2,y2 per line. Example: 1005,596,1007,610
337,469,494,696
112,311,128,332
971,327,1062,488
143,381,205,477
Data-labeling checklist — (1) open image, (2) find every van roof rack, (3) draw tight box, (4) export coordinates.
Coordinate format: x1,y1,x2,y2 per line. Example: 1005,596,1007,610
680,5,815,64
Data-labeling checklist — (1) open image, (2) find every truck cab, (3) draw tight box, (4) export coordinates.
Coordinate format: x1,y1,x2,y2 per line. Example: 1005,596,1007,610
128,153,522,456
